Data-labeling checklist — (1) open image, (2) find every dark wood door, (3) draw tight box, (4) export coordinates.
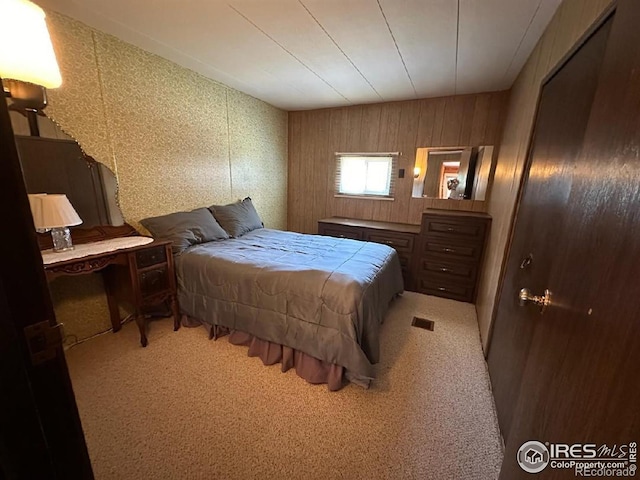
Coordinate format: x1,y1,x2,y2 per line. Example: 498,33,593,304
0,82,93,478
488,12,613,440
490,2,640,478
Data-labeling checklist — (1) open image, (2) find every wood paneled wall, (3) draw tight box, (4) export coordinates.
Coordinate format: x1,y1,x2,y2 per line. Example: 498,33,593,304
475,0,613,351
288,92,508,233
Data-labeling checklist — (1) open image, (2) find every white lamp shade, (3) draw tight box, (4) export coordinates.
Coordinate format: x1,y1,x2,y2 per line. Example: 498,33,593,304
27,193,47,222
0,0,62,88
31,194,82,229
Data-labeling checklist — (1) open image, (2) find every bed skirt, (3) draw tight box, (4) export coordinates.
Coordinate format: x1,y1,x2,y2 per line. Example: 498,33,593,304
181,315,369,391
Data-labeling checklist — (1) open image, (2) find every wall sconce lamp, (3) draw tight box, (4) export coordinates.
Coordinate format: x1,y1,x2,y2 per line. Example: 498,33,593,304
0,0,62,136
28,194,83,252
413,167,421,178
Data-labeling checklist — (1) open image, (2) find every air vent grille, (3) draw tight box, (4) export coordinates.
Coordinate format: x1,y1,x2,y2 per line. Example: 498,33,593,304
412,316,435,331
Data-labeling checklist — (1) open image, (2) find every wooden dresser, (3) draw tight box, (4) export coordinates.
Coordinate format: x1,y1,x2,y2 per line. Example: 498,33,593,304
317,217,420,291
414,210,491,302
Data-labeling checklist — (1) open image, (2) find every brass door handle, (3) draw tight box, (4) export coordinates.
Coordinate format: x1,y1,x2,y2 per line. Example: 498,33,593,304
519,288,551,314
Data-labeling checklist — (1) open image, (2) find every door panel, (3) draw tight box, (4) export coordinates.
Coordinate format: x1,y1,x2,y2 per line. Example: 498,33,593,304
488,15,613,440
0,81,93,477
493,1,640,478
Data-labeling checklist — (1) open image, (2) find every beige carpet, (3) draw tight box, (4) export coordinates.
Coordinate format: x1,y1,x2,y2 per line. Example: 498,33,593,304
65,292,503,479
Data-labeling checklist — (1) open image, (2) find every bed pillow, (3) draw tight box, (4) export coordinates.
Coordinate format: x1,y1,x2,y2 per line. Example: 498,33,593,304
140,207,229,254
209,197,264,238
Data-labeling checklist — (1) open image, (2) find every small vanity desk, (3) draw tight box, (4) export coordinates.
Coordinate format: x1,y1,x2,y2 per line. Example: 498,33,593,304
41,230,179,347
11,119,179,347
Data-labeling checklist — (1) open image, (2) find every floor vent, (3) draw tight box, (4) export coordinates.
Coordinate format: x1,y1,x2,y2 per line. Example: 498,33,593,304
412,317,435,331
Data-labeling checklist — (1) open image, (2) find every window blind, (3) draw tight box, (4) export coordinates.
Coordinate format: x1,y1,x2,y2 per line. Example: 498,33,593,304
335,152,398,198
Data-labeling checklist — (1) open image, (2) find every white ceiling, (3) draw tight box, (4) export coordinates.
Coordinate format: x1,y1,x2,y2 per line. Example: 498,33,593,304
34,0,562,111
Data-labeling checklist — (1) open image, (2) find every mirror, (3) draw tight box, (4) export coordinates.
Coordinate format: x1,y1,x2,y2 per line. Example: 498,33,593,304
412,145,495,201
10,111,125,228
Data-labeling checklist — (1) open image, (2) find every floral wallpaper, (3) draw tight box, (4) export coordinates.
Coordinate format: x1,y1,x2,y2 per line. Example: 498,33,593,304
37,11,288,343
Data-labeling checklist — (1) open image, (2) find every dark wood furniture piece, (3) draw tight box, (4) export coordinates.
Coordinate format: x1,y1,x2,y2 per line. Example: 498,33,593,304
43,230,179,347
317,217,420,291
14,121,179,347
1,76,94,479
414,209,491,302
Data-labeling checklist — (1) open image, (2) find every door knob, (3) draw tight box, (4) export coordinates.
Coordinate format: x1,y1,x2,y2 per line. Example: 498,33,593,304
519,288,551,314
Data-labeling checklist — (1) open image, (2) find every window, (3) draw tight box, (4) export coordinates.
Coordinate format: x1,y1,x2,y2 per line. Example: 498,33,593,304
335,153,396,198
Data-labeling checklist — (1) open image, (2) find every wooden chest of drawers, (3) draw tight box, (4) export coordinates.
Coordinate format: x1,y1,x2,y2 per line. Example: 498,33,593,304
414,210,491,302
317,217,420,291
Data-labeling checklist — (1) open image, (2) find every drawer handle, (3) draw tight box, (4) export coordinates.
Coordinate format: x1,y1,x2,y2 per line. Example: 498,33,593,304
443,248,455,253
438,287,447,291
384,240,395,246
440,267,449,272
339,234,345,238
447,227,455,232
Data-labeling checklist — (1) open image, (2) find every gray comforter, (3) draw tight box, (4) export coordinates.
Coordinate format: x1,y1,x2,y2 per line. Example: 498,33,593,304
176,229,404,383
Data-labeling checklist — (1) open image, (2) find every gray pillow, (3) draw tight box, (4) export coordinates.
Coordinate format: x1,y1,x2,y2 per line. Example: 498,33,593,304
140,207,228,254
209,197,264,238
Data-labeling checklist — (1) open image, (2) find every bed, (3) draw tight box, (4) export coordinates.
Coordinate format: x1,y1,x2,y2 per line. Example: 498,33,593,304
141,199,404,390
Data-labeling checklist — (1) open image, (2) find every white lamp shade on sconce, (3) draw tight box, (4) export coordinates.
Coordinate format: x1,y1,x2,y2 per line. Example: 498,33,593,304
30,194,82,229
0,0,62,88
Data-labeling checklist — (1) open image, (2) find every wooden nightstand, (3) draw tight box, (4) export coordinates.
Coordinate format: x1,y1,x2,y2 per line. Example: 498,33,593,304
102,240,178,347
43,237,179,347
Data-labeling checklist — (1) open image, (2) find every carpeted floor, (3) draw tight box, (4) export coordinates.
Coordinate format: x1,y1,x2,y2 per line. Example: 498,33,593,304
65,292,503,479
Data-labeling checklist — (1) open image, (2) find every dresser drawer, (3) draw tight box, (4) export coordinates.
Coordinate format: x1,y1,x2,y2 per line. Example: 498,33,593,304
365,231,415,252
423,217,487,244
422,241,483,261
136,246,167,268
139,266,169,299
397,252,410,268
415,210,491,302
319,224,363,240
317,218,420,292
415,276,475,302
420,258,477,283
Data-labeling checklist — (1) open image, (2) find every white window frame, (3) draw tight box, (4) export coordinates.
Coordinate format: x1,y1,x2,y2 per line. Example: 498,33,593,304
335,152,397,199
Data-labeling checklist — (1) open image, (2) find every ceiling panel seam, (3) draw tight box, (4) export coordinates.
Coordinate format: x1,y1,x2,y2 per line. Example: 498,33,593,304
227,3,351,104
501,0,543,83
298,0,383,102
376,0,418,98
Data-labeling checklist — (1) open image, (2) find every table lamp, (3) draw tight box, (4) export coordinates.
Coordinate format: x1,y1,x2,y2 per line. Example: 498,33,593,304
29,194,82,252
27,193,48,233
